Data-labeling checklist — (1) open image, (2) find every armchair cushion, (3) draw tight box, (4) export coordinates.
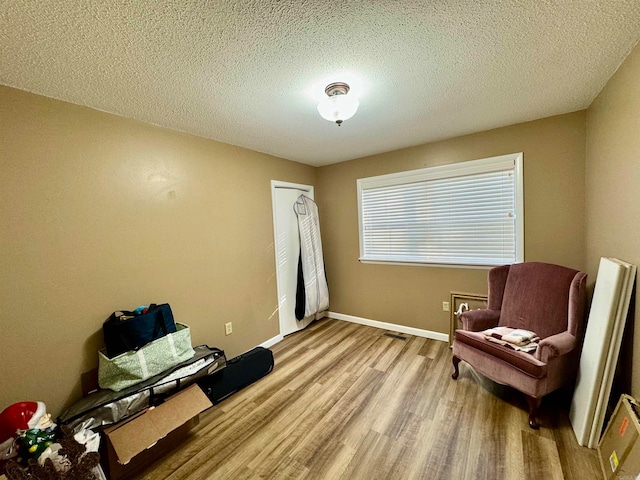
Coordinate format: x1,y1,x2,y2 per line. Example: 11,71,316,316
454,330,547,378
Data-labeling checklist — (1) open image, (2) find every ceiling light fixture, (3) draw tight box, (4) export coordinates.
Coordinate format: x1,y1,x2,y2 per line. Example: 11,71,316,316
317,82,359,126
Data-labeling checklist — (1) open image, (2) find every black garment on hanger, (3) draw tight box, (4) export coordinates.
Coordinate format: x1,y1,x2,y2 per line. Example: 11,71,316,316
295,250,306,320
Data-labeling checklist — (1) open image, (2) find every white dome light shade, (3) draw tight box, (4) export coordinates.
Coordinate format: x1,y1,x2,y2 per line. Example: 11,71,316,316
317,82,359,125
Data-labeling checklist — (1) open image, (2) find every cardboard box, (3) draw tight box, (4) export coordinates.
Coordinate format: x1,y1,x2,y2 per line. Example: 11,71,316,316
598,394,640,480
101,384,212,479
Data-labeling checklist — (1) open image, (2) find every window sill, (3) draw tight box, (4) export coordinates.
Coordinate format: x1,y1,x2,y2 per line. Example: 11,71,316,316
358,258,497,269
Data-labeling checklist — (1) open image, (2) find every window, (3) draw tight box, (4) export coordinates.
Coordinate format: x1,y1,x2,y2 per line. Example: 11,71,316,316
357,153,524,267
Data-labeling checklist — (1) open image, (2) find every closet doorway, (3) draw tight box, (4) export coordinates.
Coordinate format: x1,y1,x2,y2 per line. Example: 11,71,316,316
271,180,316,336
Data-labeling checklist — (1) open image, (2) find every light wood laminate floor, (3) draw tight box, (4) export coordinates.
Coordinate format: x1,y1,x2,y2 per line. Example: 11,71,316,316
134,318,602,480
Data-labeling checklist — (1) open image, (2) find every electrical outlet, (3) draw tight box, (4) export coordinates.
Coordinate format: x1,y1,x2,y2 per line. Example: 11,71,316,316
225,322,233,335
442,301,450,312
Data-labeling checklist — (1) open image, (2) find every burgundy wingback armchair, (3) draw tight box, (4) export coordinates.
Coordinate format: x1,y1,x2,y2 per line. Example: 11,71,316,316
451,262,588,428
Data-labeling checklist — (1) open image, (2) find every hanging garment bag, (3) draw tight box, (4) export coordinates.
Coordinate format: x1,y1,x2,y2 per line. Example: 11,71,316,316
294,195,329,319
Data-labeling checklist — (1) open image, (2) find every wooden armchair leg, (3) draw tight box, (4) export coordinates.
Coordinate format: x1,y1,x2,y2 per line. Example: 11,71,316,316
525,395,542,429
452,355,461,380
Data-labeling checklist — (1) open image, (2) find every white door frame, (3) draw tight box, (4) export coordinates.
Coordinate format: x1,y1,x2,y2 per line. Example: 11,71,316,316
271,180,315,337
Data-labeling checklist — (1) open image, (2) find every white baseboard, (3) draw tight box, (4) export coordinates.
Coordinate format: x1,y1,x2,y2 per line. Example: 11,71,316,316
259,334,284,349
327,311,449,343
257,312,448,350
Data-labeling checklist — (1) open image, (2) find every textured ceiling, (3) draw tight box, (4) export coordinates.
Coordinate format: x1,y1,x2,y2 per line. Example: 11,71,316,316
1,1,640,167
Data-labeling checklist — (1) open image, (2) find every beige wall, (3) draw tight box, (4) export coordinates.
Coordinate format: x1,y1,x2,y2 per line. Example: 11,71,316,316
8,58,636,417
586,41,640,398
0,86,316,415
317,112,586,335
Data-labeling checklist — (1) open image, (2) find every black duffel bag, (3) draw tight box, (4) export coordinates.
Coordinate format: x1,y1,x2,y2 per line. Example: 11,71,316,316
103,303,177,358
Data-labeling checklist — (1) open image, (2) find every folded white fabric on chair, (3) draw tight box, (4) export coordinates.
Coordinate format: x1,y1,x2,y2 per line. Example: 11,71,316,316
482,326,540,353
483,326,538,344
502,329,539,346
483,326,512,340
485,335,540,353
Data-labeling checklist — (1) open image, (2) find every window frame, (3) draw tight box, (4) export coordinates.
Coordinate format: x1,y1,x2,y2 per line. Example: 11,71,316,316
356,152,524,268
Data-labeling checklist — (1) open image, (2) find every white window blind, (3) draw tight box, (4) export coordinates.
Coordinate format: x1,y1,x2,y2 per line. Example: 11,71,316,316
357,153,524,267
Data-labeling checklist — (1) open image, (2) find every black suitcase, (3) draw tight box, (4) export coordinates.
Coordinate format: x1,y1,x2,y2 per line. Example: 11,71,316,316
197,346,274,404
